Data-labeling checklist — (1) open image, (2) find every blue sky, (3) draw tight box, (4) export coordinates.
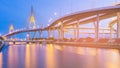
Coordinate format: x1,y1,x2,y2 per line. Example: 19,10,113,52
0,0,119,35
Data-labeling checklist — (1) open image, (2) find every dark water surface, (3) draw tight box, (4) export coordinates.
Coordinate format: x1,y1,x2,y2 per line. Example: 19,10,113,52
0,44,120,68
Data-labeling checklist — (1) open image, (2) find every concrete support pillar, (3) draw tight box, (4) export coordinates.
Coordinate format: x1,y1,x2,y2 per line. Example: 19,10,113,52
60,23,64,40
102,30,104,38
74,23,79,40
52,30,54,38
76,22,79,40
94,14,99,42
110,27,114,39
48,29,51,38
117,12,120,38
74,25,76,40
58,29,61,39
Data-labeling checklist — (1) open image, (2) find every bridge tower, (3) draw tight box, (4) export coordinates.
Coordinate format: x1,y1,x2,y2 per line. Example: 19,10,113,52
9,24,14,33
27,6,42,40
9,24,15,39
28,6,36,29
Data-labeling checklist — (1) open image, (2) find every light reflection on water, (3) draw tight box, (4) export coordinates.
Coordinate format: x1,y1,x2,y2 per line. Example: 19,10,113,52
25,44,31,68
46,44,56,68
0,52,2,68
0,44,120,68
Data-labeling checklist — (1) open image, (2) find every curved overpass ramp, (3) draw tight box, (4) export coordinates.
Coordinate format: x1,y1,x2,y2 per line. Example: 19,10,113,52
47,5,120,29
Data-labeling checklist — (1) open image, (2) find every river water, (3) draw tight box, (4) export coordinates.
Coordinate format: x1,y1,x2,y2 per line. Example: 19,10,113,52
0,44,120,68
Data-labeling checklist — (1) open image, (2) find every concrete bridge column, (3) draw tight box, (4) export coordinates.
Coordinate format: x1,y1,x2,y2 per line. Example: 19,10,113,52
48,29,55,38
74,23,79,40
117,12,120,38
76,22,79,40
48,29,51,38
58,29,61,39
74,25,76,40
52,30,54,38
60,22,64,40
102,30,104,38
110,26,114,39
94,14,99,42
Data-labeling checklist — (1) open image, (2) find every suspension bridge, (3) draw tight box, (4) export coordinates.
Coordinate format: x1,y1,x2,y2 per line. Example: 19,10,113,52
1,4,120,49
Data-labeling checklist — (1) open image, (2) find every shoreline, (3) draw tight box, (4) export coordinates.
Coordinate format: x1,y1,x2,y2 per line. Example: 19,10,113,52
54,42,120,49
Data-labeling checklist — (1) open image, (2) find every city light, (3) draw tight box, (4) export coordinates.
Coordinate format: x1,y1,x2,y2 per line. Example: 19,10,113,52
58,21,62,26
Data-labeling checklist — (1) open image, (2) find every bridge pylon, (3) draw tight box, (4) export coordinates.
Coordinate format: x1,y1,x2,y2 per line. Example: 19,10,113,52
27,6,42,40
9,24,14,33
28,6,37,29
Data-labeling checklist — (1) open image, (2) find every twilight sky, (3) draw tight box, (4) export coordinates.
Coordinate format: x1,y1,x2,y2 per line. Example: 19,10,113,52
0,0,119,35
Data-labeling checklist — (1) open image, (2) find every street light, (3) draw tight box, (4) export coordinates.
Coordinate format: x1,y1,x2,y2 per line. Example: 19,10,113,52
111,17,117,21
58,22,62,26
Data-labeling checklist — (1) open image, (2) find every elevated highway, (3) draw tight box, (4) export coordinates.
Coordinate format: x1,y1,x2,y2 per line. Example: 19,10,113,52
47,5,120,29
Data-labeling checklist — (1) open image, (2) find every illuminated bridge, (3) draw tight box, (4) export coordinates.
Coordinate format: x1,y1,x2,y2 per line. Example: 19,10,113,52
1,2,120,68
1,5,120,46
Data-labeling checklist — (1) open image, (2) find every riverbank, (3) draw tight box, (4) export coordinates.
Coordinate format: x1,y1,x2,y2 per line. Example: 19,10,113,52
54,42,120,49
4,40,120,49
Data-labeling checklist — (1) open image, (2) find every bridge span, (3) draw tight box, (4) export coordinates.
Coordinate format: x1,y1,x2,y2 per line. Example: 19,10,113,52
1,5,120,47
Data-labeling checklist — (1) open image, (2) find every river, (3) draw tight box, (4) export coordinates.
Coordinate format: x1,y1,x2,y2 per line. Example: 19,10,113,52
0,44,120,68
